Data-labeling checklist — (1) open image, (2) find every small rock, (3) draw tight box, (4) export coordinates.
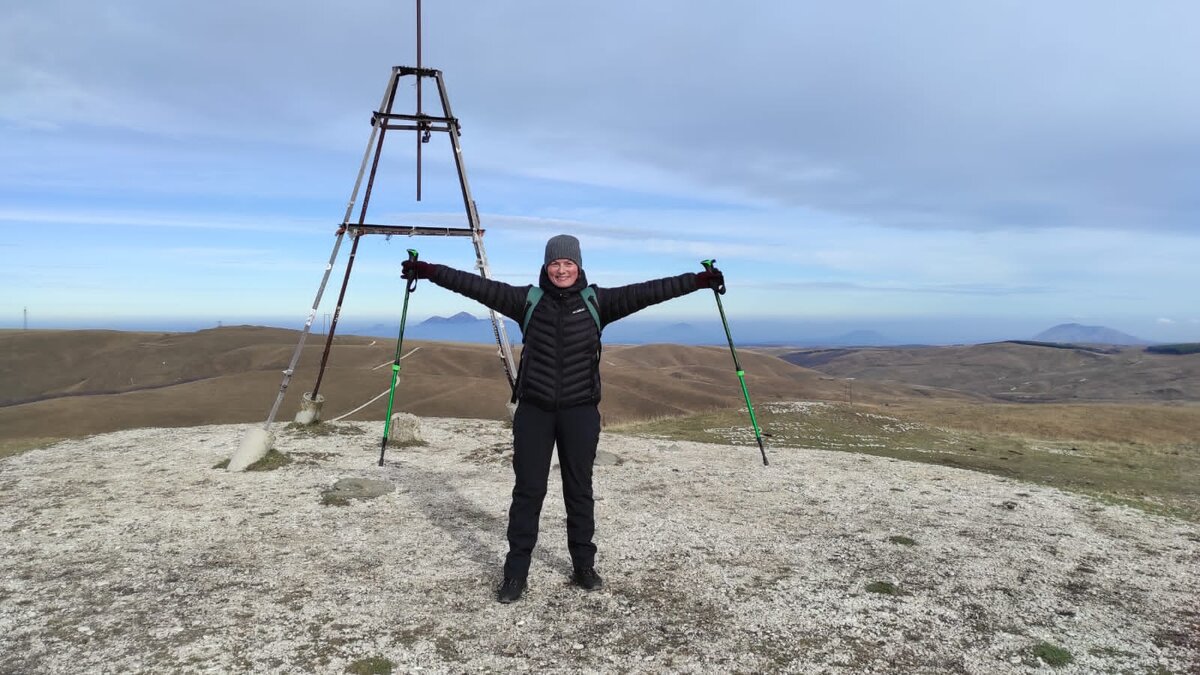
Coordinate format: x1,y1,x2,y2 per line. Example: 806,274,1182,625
388,412,423,444
595,449,622,466
573,643,583,650
321,477,395,502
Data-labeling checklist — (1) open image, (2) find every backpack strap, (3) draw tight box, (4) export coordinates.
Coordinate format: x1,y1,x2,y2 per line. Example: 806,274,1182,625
580,286,601,334
521,286,544,335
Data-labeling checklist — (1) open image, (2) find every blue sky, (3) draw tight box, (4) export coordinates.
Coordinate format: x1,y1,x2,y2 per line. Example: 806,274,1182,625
3,1,1199,343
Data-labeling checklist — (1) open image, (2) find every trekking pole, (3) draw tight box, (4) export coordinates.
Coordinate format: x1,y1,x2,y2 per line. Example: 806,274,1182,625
701,259,769,466
378,249,420,466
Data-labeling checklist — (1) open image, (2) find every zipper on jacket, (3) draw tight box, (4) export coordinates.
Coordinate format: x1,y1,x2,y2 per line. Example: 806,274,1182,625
553,292,565,407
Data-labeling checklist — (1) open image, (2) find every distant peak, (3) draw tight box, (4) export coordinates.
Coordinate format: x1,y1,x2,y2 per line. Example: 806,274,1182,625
421,311,479,325
1032,323,1148,345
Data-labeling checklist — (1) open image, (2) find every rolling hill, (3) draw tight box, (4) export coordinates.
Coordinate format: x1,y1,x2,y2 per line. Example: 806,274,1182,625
3,326,964,445
780,341,1200,402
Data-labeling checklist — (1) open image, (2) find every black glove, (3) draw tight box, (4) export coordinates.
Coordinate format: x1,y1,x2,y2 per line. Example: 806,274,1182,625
401,260,434,281
696,267,725,294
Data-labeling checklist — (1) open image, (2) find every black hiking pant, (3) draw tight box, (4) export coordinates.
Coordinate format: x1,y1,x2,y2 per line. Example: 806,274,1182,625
504,402,601,579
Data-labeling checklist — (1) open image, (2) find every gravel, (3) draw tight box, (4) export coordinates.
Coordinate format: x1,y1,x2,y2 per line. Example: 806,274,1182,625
1,416,1197,674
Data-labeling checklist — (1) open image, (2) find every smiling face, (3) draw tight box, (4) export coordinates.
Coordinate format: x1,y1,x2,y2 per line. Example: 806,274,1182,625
546,258,579,288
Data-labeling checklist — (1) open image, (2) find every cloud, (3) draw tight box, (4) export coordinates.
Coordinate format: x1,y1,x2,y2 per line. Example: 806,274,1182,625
6,1,1200,236
421,2,1200,234
0,208,321,234
766,281,1052,297
4,1,1199,340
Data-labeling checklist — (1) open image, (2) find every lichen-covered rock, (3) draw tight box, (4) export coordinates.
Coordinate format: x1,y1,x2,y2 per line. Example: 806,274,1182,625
595,449,622,466
321,477,395,503
387,412,423,444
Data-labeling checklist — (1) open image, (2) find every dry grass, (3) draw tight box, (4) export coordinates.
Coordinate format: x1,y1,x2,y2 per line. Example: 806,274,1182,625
613,400,1200,522
884,400,1200,445
0,437,64,460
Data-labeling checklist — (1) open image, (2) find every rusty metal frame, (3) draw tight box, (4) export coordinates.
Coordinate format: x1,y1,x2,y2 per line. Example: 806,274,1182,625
298,64,519,411
258,2,519,431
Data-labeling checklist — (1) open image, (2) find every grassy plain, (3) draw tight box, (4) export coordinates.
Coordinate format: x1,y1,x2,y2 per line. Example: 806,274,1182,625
614,400,1200,522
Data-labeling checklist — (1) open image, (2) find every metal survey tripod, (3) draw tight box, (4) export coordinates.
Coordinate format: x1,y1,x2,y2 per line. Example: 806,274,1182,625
255,6,517,435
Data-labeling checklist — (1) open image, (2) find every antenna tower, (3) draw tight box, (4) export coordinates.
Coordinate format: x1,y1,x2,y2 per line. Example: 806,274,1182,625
258,0,517,430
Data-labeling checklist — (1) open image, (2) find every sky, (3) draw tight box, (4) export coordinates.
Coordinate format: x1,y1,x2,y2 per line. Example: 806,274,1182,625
3,0,1199,344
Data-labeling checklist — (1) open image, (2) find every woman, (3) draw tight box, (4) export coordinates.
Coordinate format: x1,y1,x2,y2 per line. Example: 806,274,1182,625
402,234,723,603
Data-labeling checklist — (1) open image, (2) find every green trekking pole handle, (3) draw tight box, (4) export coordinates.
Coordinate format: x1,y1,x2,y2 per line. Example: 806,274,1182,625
379,249,420,466
701,259,769,466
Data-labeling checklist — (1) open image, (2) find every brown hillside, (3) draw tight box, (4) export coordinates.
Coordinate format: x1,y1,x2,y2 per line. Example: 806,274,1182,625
781,342,1200,402
3,327,965,444
1,326,333,406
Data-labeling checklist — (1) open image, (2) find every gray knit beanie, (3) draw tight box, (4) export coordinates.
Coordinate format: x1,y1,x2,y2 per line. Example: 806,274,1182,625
544,234,582,267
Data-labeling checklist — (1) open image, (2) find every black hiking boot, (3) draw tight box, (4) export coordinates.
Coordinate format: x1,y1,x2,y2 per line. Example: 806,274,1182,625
572,566,603,592
496,576,527,604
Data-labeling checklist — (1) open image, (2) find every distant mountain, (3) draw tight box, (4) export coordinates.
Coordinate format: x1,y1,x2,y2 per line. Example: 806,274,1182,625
648,322,707,344
407,313,521,343
419,312,479,325
1031,323,1150,345
339,313,520,343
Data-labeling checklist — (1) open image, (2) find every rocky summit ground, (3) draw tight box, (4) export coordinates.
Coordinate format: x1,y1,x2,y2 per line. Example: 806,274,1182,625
1,414,1197,674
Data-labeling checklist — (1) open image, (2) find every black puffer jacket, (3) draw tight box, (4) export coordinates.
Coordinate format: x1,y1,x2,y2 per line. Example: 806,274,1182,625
426,264,699,410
